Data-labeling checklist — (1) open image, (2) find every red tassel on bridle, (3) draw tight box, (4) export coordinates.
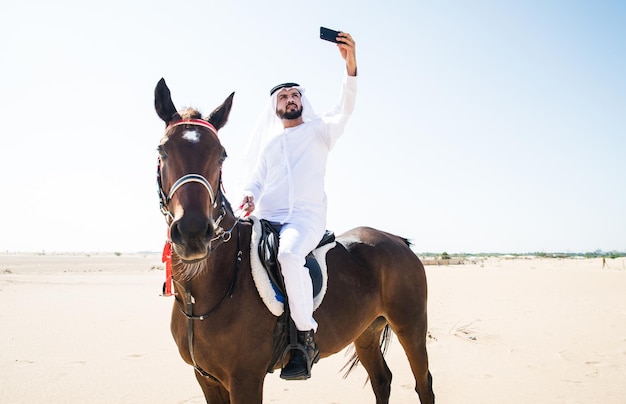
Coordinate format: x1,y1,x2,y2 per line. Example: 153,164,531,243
161,231,175,297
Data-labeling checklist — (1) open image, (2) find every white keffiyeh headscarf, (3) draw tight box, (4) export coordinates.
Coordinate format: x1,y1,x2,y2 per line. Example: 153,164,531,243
242,83,317,179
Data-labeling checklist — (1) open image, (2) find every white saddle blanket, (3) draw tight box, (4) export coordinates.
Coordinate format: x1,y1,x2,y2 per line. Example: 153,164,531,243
249,216,336,316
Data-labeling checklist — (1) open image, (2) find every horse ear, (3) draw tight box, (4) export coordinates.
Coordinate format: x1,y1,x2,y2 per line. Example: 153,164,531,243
207,92,235,132
154,78,178,125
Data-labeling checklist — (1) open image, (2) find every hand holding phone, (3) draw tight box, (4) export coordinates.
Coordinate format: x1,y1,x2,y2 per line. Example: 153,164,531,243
319,28,357,76
320,27,340,43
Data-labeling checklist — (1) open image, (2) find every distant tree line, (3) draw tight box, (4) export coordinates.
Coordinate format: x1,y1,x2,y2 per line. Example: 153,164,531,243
417,251,626,259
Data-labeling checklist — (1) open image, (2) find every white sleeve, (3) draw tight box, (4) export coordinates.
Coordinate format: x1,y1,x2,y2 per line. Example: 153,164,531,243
321,74,357,149
242,153,266,201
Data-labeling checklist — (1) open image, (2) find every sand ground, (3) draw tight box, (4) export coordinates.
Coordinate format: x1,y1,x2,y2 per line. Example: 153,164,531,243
1,253,624,403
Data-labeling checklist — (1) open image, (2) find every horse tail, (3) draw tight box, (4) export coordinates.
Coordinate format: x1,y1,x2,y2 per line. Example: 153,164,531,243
341,322,392,379
398,235,412,248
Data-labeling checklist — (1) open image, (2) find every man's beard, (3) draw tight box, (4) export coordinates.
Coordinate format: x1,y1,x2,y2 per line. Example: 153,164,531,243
277,104,303,120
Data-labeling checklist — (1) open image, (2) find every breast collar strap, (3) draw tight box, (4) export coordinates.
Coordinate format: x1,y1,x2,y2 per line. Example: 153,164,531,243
174,221,243,383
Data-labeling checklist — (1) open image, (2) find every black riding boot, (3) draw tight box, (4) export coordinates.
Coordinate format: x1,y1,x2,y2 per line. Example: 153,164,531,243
280,329,320,380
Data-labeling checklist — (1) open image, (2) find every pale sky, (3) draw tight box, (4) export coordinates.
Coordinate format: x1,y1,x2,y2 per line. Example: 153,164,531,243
1,1,624,254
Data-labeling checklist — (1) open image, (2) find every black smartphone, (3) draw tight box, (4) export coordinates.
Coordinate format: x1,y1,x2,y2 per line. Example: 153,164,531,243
320,27,340,43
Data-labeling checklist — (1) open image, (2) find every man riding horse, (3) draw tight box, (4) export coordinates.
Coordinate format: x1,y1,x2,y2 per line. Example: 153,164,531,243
240,31,357,380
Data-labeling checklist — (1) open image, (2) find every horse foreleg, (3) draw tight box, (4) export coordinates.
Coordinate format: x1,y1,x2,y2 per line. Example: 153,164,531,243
194,372,230,403
194,372,265,404
228,379,265,404
353,319,393,404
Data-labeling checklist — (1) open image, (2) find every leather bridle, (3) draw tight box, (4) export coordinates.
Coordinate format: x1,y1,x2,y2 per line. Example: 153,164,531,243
157,119,243,382
157,119,220,225
157,119,239,245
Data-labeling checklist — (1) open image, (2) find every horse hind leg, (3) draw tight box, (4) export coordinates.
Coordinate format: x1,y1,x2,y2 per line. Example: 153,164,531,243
392,322,435,404
350,317,393,404
383,254,435,403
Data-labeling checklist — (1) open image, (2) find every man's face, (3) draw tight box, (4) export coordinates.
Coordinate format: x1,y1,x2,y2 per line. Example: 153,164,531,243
276,88,303,120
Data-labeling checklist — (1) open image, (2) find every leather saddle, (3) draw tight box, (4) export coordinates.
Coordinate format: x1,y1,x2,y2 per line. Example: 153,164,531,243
257,219,335,302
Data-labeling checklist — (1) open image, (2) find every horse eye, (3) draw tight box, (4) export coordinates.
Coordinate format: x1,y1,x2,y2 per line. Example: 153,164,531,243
157,146,167,159
219,150,227,164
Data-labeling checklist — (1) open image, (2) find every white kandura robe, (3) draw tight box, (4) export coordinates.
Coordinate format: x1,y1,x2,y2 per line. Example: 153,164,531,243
243,75,357,331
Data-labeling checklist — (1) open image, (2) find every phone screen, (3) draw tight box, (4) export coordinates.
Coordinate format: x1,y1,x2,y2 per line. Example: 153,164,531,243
320,27,340,43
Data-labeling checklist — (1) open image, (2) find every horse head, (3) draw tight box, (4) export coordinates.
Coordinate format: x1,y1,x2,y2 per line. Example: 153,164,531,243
155,78,234,263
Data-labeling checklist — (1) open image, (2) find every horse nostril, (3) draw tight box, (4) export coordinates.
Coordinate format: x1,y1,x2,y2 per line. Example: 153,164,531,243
170,215,214,246
206,222,215,241
170,222,183,245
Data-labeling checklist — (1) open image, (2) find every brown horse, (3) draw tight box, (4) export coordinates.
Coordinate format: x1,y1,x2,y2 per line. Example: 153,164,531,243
154,78,434,404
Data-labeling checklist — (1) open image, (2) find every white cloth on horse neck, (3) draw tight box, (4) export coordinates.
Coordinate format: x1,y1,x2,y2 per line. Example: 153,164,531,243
243,74,357,227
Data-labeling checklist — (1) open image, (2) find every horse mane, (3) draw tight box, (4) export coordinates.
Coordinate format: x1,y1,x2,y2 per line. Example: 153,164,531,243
179,108,202,120
220,192,235,216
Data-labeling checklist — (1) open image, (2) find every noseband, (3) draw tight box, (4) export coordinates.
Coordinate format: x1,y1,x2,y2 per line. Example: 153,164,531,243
157,119,221,223
166,173,216,208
